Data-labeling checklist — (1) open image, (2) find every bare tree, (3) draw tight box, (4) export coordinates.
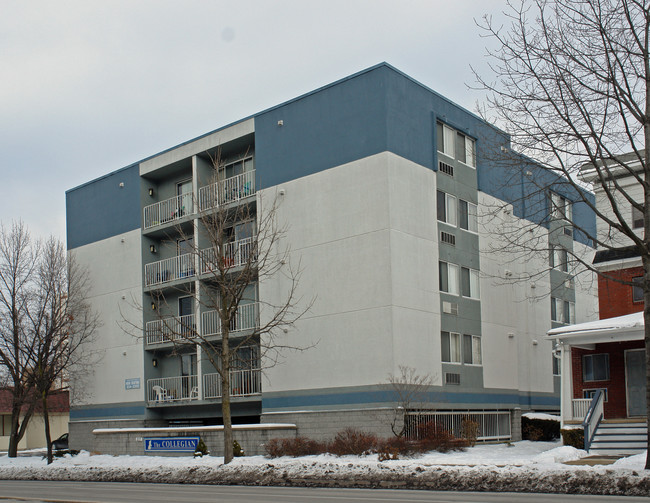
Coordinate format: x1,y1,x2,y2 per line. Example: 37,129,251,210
25,238,98,464
475,0,650,467
387,366,433,438
147,155,310,464
0,222,40,457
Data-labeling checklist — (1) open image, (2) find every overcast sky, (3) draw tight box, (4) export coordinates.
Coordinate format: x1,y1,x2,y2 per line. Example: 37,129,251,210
2,0,507,243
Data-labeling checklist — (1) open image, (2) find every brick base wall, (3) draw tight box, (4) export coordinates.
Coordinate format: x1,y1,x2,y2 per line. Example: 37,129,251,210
261,408,398,441
87,424,297,456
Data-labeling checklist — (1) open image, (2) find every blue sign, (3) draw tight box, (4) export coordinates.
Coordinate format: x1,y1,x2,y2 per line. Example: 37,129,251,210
125,378,141,390
144,436,200,452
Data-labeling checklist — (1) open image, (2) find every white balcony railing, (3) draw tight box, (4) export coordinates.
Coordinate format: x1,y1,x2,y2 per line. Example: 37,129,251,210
144,253,195,287
203,368,261,399
198,170,256,211
572,398,591,420
147,375,198,403
199,237,256,274
201,302,259,337
145,314,196,345
144,192,194,229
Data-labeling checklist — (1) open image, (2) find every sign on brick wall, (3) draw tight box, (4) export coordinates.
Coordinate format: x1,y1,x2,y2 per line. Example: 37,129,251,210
144,436,199,452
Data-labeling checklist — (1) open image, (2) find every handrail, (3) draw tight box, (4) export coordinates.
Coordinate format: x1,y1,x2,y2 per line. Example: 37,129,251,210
582,389,604,451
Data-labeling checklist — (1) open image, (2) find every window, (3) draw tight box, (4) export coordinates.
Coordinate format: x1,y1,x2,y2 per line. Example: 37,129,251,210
456,132,476,167
632,204,644,229
552,355,561,376
551,297,575,324
551,246,569,272
437,122,455,158
439,261,459,295
437,122,476,167
583,388,608,402
461,267,480,299
463,334,482,365
441,331,461,363
459,200,478,233
550,192,572,221
633,276,643,303
583,354,609,382
437,191,457,226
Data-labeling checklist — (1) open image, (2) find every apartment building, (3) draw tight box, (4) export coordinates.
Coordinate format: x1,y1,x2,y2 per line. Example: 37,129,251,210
65,63,598,449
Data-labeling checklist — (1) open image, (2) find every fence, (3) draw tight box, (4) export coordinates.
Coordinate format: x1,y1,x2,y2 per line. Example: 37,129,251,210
404,410,511,442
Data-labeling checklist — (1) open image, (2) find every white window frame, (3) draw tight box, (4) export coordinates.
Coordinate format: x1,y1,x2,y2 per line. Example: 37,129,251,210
461,267,480,299
437,123,456,158
551,192,572,221
437,191,457,227
551,245,569,272
551,297,575,324
463,334,482,365
439,261,459,296
459,199,478,233
442,331,462,363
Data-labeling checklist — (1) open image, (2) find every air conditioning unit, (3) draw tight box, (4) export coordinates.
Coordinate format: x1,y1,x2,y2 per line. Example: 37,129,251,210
442,301,459,315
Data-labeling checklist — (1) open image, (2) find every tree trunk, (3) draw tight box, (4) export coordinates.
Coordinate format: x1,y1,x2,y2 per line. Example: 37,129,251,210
7,406,20,458
222,327,233,464
644,252,650,470
42,392,53,464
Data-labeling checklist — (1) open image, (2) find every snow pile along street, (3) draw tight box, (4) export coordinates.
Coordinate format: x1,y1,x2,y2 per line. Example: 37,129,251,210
0,441,648,496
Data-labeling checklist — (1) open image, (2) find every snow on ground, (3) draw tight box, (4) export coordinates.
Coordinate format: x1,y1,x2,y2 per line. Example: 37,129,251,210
522,412,560,422
0,441,648,495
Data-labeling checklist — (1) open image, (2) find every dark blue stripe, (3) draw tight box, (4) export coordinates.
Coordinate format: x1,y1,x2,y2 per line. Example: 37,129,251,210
70,404,145,420
262,389,558,410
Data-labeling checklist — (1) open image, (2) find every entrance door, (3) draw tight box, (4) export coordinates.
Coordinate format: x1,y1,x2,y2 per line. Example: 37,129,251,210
625,349,646,417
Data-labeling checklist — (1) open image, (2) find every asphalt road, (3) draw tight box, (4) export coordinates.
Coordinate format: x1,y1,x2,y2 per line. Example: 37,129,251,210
0,481,646,503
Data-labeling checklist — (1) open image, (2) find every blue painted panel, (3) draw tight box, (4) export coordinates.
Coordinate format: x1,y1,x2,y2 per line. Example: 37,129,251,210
66,164,141,250
254,67,390,188
262,389,558,410
70,404,145,420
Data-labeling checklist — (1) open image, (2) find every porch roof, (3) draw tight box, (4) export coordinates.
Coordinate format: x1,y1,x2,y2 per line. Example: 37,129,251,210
548,311,644,346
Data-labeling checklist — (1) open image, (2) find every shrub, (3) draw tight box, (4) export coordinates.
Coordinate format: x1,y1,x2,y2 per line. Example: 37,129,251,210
233,439,245,457
522,417,560,441
560,428,584,449
460,417,479,447
194,438,209,457
414,421,468,453
376,436,415,461
265,436,327,458
329,428,379,456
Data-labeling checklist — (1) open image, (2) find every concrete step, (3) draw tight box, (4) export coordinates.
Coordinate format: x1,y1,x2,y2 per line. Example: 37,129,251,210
591,434,647,442
587,422,647,455
590,447,646,456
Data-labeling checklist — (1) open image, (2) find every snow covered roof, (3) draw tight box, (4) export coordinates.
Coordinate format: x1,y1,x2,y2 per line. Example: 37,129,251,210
547,311,644,345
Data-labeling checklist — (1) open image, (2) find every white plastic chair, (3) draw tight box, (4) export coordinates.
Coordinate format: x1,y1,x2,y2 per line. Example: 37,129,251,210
153,385,170,402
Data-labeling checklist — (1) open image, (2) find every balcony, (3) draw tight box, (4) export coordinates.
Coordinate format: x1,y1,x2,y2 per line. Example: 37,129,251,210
147,375,199,404
146,369,261,405
202,302,259,337
144,253,195,288
144,192,194,230
199,237,256,274
145,314,196,345
203,368,262,399
198,170,256,211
